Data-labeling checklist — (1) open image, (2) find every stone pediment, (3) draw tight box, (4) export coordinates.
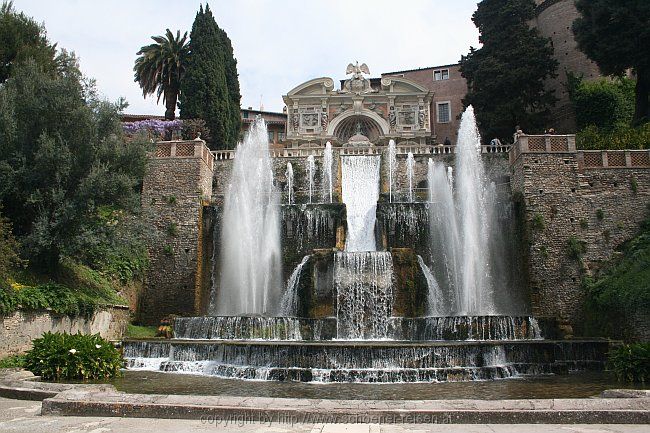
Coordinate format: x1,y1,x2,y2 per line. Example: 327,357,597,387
380,76,429,94
286,77,335,97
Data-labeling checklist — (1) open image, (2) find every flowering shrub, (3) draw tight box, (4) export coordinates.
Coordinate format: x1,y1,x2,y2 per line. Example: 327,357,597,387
122,119,182,139
24,332,123,380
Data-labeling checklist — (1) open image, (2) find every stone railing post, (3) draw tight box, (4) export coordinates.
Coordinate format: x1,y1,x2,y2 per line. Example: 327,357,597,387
567,135,576,151
602,151,609,168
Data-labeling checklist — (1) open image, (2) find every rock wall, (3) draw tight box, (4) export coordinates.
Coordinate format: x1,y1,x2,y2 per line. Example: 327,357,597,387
139,141,214,325
510,138,650,337
0,307,130,357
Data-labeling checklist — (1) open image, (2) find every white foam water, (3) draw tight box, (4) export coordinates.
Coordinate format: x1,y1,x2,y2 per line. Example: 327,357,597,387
341,156,380,252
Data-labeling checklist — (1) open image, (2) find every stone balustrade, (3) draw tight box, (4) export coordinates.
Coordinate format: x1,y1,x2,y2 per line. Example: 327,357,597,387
578,150,650,169
212,144,465,160
509,134,650,169
154,140,214,170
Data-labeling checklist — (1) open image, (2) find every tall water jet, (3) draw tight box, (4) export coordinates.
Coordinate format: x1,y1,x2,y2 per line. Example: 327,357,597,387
341,156,380,252
307,155,315,204
285,162,294,205
215,118,282,315
427,160,461,311
322,142,333,203
387,139,396,203
456,105,495,314
406,152,415,202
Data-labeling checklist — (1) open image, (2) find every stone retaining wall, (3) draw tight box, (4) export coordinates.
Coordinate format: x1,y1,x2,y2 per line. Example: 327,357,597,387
0,307,130,357
510,136,650,339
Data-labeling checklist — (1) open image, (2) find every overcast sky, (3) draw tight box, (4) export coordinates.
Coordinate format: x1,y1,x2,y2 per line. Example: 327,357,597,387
14,0,481,114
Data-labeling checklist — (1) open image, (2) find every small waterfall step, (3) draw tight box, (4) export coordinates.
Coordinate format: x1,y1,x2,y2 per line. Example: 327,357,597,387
173,315,548,341
123,338,611,383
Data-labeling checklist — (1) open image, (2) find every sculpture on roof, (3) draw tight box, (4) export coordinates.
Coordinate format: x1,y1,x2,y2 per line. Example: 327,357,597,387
342,61,374,94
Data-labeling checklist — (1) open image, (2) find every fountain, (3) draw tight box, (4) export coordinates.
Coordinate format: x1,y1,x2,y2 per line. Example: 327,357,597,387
406,151,415,202
125,109,611,384
213,118,282,315
285,162,294,205
388,139,396,203
306,155,315,204
322,142,333,203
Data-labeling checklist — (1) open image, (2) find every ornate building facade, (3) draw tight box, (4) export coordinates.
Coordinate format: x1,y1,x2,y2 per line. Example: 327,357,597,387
282,63,433,147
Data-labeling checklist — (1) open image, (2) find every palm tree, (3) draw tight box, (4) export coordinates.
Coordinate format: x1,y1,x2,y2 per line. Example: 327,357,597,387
134,29,189,120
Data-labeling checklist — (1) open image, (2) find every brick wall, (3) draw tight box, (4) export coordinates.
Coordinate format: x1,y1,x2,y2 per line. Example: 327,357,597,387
139,141,214,325
533,0,602,132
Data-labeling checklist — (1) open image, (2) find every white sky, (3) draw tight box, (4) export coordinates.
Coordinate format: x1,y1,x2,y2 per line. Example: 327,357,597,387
14,0,481,114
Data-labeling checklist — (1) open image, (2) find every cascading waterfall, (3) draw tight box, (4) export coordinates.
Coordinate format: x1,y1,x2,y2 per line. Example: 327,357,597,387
215,118,282,315
280,255,311,316
456,106,495,314
322,142,333,203
285,162,294,205
388,139,397,203
417,255,445,316
341,156,380,252
335,252,393,339
406,152,415,202
307,155,315,204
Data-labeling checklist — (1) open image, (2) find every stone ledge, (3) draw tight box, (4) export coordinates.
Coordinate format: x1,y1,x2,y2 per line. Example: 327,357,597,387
38,388,650,424
3,370,648,423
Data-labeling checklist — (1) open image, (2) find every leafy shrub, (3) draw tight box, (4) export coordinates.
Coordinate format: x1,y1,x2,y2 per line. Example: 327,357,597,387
569,76,635,131
609,343,649,383
567,236,587,260
531,213,545,231
576,123,650,150
0,282,122,316
596,209,605,220
24,332,123,381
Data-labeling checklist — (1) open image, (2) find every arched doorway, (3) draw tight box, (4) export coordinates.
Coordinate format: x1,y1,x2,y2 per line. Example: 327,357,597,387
333,115,384,143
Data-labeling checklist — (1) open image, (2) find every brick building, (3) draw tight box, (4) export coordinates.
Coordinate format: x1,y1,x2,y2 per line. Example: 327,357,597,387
379,0,603,141
240,108,287,147
381,64,467,145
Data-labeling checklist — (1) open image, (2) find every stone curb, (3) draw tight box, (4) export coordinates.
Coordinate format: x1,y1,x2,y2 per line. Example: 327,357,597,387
3,369,649,424
40,389,650,424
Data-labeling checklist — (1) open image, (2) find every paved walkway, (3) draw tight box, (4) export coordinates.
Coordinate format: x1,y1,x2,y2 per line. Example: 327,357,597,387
1,397,649,433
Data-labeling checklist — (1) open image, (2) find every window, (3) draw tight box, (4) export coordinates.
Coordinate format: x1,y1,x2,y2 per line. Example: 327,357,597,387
437,102,450,123
434,69,450,81
278,132,286,142
268,131,275,143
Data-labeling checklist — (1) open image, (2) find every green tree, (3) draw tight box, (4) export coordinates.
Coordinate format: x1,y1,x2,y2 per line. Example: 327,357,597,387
0,55,148,269
569,75,635,130
180,4,241,149
459,0,558,142
0,207,22,287
0,1,57,83
573,0,650,126
134,29,189,120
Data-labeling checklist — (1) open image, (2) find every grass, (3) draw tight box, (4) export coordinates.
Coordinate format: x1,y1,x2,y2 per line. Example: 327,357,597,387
126,324,158,339
0,354,26,369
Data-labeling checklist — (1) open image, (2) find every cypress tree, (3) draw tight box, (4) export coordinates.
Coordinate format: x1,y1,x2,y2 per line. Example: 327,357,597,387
218,26,242,142
180,4,240,149
459,0,558,142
